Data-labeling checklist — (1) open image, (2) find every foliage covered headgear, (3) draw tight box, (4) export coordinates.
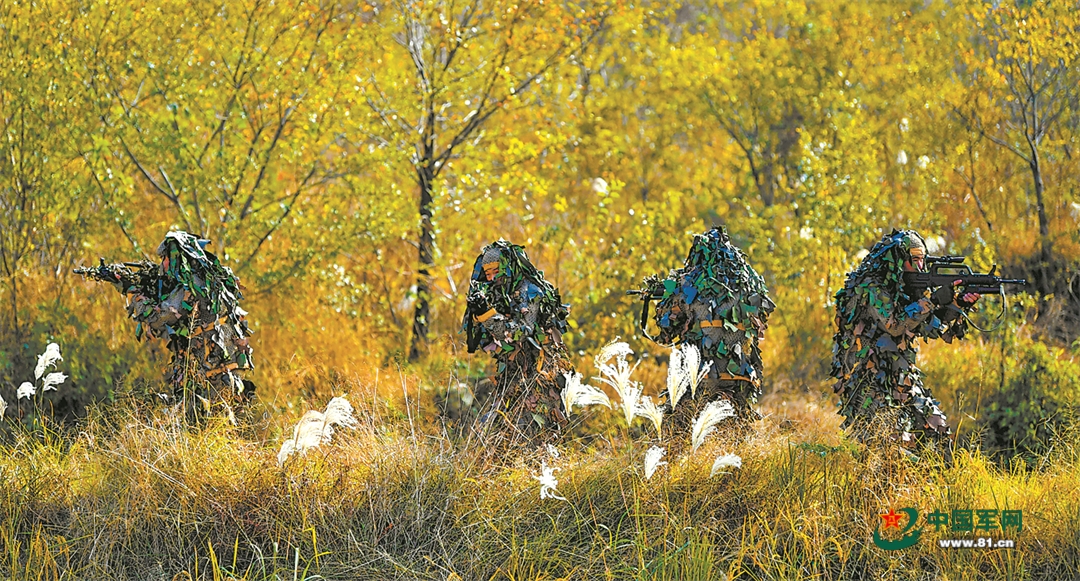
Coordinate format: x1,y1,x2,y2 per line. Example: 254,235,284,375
844,229,926,295
156,231,243,316
643,226,774,389
681,227,771,298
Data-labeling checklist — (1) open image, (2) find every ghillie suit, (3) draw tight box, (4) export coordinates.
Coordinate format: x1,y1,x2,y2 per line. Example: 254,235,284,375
77,232,254,417
461,240,572,442
831,229,973,450
636,227,775,429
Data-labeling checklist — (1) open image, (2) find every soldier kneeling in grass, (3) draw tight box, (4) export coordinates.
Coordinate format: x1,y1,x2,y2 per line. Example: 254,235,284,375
460,240,572,443
633,226,776,434
831,229,980,457
76,231,254,420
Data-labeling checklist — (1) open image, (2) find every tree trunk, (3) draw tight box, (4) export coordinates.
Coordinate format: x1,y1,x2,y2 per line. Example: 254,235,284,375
8,273,18,340
1030,150,1054,294
408,165,435,361
1031,154,1051,257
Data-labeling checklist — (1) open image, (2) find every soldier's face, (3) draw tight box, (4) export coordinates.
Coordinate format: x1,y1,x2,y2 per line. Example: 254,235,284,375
482,261,500,281
903,248,925,272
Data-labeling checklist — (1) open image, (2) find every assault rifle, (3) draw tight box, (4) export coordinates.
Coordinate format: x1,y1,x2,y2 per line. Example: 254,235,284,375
73,258,160,295
903,255,1027,296
903,255,1027,331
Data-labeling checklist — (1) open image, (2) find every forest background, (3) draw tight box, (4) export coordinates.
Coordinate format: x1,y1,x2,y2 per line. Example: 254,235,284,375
2,0,1080,578
4,0,1078,429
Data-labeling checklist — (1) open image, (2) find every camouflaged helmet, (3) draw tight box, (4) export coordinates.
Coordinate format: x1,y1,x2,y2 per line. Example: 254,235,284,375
156,231,244,318
847,229,927,295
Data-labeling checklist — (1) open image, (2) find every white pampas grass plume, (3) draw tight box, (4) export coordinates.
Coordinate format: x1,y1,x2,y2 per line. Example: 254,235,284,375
17,382,35,400
277,396,358,465
42,372,67,392
322,396,359,430
644,446,667,480
681,345,712,399
710,453,743,476
666,346,690,409
560,371,611,415
635,395,664,435
620,383,642,427
595,339,640,404
534,461,566,501
275,441,295,465
277,410,326,465
595,339,632,367
35,343,62,380
691,399,736,452
0,394,6,418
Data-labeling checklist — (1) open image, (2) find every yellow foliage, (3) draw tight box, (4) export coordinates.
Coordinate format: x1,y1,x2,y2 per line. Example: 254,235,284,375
0,0,1077,408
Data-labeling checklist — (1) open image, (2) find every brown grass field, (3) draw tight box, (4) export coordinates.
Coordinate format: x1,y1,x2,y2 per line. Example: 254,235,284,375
2,345,1078,581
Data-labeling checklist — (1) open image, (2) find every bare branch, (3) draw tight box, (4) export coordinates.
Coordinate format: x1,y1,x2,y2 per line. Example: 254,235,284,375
79,152,148,257
238,164,318,272
158,166,179,198
239,104,296,220
118,136,194,230
953,106,1031,163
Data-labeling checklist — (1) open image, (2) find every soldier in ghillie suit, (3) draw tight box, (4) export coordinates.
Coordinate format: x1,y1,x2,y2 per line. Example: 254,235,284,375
461,240,572,441
831,229,979,452
635,227,775,428
76,231,254,417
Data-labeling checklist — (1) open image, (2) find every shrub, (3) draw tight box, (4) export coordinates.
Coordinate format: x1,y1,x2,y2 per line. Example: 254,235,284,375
981,342,1080,464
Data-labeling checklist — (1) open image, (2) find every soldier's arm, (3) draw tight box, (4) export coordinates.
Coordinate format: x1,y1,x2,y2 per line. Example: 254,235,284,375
126,288,181,339
937,317,969,343
863,284,935,337
655,294,689,344
930,303,973,343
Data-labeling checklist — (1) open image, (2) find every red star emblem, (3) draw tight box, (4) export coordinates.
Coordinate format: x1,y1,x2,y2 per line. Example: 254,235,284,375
880,508,903,530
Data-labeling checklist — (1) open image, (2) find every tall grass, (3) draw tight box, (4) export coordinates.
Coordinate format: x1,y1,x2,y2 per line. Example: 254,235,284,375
1,373,1078,581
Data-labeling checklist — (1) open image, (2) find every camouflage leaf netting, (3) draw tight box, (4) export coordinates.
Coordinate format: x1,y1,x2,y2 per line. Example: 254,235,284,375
639,227,775,423
831,229,973,449
461,240,571,441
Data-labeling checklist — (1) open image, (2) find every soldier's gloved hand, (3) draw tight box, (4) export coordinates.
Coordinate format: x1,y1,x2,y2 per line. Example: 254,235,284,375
468,291,493,316
930,284,955,307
